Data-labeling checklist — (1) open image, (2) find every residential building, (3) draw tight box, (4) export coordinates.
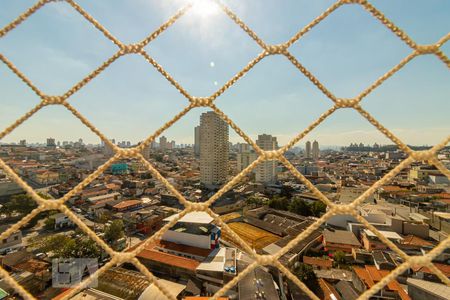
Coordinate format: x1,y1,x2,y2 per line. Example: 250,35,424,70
312,140,320,160
305,141,312,159
159,136,168,150
199,111,229,188
46,138,56,148
255,134,277,184
0,225,22,254
407,278,450,300
194,126,200,157
136,212,238,295
322,229,361,253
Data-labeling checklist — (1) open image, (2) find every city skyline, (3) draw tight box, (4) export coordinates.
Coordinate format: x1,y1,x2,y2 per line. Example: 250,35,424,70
0,0,449,147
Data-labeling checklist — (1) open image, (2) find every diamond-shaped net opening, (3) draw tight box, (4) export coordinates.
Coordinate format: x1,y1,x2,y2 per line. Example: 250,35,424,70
0,0,449,299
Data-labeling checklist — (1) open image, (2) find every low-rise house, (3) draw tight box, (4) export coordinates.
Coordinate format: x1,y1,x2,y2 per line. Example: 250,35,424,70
411,263,450,283
372,251,397,270
0,225,22,254
303,256,333,270
361,229,403,251
352,265,410,300
111,199,142,212
87,192,121,205
0,250,51,295
407,277,450,300
51,213,74,230
323,229,360,253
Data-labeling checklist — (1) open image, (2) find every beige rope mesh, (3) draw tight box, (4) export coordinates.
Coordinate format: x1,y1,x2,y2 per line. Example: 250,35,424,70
0,0,449,299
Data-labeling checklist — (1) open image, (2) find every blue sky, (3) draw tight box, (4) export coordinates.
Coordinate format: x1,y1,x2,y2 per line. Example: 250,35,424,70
0,0,449,147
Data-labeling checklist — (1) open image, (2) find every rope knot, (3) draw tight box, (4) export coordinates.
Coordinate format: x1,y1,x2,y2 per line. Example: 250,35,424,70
42,95,63,105
335,98,358,108
265,44,287,55
187,202,207,211
256,255,274,265
416,44,438,54
191,97,213,107
337,204,356,214
411,150,433,162
341,0,366,4
119,148,139,158
263,150,279,160
117,252,135,263
120,43,143,54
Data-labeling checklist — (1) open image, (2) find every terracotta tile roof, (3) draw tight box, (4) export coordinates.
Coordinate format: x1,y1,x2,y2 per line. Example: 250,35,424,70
113,199,141,210
353,266,411,300
137,246,200,271
366,265,383,282
353,267,375,288
303,256,333,268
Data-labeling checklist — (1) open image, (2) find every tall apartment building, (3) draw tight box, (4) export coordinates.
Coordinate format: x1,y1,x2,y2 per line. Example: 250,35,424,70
199,111,229,188
142,144,150,159
236,144,257,172
194,126,200,156
305,141,312,159
46,138,56,148
312,140,320,160
255,134,278,184
159,136,167,150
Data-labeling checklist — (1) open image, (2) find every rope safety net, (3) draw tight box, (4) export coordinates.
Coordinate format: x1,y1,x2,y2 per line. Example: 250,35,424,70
0,0,449,299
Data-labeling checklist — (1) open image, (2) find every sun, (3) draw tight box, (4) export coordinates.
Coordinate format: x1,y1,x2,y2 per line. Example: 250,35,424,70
191,0,220,18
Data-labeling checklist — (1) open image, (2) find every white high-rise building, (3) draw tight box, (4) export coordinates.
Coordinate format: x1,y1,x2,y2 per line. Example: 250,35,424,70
255,134,278,184
312,140,320,160
103,140,114,157
159,136,167,150
194,126,201,157
305,141,312,159
236,143,257,172
200,111,229,187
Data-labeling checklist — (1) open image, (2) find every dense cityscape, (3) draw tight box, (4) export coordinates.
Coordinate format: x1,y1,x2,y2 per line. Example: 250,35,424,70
0,111,449,300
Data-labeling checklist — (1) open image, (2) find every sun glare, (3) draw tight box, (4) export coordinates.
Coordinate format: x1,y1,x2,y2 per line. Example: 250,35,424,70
191,0,220,18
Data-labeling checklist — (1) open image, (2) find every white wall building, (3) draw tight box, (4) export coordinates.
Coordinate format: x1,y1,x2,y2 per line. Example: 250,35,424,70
255,134,278,184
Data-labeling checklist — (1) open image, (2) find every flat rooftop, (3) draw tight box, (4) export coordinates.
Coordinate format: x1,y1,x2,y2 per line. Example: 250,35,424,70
363,229,403,240
164,211,213,224
407,277,450,299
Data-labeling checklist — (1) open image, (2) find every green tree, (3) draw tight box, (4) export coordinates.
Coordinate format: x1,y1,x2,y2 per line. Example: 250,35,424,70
311,201,327,217
44,217,55,230
247,196,265,206
268,196,289,210
293,263,318,291
104,220,125,242
288,198,312,216
61,238,101,258
0,192,50,217
333,250,346,267
38,234,73,255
